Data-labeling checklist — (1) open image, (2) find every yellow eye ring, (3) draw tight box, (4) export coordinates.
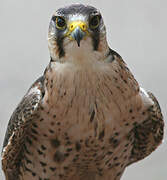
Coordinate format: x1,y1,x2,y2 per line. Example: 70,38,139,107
89,15,100,29
56,16,66,30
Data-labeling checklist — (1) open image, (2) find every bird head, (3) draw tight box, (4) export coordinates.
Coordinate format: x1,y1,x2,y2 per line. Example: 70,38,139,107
48,4,109,63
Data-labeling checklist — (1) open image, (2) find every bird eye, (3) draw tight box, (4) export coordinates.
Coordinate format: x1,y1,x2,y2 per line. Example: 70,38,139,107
89,15,100,29
56,16,66,30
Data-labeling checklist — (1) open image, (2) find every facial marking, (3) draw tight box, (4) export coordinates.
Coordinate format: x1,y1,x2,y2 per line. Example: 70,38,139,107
48,4,107,60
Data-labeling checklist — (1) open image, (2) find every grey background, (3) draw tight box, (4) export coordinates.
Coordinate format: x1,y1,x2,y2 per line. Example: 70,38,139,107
0,0,166,179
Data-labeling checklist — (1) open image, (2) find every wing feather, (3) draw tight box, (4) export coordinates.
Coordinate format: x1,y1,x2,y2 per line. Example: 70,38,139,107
1,76,44,180
128,90,164,165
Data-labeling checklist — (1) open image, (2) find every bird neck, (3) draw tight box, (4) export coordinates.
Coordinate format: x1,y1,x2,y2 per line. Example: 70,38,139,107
48,36,109,65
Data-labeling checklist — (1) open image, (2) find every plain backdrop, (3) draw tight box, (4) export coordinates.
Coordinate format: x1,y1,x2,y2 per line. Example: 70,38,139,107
0,0,166,179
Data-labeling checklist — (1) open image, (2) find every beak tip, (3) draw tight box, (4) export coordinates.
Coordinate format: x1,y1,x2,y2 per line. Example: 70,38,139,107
77,41,80,47
70,27,85,47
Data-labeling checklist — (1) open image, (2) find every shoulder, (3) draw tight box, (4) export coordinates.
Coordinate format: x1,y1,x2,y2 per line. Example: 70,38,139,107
2,76,45,151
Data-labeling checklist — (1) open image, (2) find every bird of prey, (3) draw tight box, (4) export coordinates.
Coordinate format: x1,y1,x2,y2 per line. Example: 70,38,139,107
2,4,164,180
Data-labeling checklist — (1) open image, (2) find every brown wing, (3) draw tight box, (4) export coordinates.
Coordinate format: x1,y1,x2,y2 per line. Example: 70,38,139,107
1,77,44,180
111,52,164,165
128,91,164,165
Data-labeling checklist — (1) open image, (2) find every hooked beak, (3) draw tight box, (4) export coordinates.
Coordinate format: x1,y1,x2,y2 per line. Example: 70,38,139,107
67,21,89,47
71,27,85,47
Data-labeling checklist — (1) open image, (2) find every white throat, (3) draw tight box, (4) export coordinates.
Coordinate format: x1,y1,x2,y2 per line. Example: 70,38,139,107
61,36,109,65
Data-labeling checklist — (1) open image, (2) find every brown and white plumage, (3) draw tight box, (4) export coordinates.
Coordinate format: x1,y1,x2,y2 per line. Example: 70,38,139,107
2,4,164,180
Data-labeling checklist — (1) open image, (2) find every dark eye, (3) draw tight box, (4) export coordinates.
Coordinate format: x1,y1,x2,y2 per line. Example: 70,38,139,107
89,15,100,29
56,16,66,29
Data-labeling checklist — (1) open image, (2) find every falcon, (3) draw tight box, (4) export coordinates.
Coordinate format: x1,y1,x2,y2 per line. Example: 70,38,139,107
2,4,164,180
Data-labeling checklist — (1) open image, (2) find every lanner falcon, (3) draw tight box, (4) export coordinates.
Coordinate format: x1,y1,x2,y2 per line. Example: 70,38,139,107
2,4,164,180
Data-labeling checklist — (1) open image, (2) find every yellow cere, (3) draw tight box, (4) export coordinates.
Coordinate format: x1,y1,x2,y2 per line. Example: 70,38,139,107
69,21,87,32
66,21,90,37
